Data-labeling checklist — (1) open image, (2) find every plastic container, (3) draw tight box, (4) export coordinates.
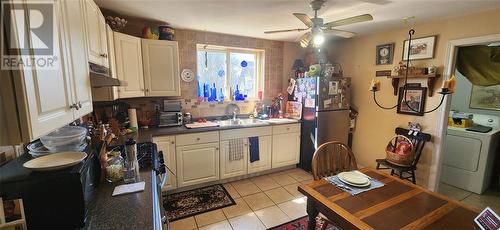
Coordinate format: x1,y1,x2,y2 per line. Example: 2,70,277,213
40,126,87,152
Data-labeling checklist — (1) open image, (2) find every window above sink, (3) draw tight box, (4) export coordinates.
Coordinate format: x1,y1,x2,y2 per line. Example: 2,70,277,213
196,44,265,102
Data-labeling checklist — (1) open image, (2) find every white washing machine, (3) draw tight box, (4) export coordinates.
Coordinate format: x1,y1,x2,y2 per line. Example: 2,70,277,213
440,114,500,194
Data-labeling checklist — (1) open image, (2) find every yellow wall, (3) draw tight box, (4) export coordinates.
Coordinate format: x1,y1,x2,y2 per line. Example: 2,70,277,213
328,9,500,188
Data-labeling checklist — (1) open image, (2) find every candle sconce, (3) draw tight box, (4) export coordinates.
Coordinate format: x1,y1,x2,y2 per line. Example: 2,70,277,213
370,29,454,114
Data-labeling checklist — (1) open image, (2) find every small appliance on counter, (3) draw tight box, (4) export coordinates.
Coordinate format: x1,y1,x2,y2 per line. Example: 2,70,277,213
159,101,183,127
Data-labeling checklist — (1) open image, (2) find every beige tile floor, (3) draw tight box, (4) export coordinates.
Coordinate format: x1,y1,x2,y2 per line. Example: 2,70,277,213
438,182,500,212
170,168,313,230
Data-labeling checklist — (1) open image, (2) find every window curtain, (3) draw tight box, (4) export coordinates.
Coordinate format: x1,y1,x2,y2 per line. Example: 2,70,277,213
456,45,500,86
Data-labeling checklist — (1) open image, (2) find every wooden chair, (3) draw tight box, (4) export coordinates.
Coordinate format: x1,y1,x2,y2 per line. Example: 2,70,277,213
311,141,358,230
376,127,432,184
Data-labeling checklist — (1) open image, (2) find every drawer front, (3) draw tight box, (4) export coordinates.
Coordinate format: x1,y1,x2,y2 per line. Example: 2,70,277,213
220,126,272,140
176,131,219,146
272,123,300,135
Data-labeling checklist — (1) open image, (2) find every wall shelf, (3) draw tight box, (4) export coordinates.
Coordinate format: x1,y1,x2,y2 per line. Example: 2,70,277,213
386,73,441,97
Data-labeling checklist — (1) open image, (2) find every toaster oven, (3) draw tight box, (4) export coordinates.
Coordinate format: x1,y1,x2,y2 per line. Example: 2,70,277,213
159,112,183,127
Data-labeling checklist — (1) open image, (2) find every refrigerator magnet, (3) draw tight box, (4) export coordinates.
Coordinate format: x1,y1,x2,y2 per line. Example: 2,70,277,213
329,81,339,95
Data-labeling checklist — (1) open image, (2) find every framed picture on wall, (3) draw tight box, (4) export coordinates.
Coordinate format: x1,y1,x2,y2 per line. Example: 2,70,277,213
397,86,427,116
402,35,436,60
0,198,27,230
375,43,395,65
469,84,500,111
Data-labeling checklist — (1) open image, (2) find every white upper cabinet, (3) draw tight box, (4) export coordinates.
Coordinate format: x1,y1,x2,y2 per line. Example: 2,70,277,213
60,0,93,118
83,0,108,67
4,0,92,142
91,25,119,102
113,32,145,98
142,39,180,96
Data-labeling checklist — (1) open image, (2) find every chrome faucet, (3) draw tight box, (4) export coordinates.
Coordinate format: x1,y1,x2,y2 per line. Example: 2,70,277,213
233,109,238,121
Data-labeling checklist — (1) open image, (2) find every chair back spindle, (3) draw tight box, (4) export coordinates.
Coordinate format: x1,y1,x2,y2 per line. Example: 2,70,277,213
312,141,357,180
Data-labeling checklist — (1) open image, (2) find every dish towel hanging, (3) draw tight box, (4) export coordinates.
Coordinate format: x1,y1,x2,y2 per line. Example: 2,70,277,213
229,139,244,161
249,136,260,163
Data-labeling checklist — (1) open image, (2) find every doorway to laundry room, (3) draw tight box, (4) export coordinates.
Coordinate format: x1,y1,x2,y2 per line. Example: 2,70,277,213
436,40,500,212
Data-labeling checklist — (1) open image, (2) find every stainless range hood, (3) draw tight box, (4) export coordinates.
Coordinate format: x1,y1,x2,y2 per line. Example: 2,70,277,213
89,62,127,87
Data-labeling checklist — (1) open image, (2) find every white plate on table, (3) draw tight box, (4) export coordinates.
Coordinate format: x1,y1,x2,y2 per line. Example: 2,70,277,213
23,152,87,171
338,171,371,187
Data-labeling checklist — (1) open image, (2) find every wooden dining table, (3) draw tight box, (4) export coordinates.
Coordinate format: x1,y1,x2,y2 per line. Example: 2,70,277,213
298,168,480,230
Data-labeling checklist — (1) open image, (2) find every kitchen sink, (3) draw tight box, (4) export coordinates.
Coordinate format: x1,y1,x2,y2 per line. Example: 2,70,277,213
218,119,267,127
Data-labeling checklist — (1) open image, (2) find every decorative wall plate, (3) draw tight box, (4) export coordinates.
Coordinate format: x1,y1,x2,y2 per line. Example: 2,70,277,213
181,69,194,82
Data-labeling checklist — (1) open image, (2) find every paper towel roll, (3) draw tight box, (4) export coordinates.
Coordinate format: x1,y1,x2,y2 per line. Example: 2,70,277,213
128,108,138,130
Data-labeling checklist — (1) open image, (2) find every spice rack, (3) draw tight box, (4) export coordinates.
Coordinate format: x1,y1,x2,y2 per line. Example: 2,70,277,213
386,73,440,97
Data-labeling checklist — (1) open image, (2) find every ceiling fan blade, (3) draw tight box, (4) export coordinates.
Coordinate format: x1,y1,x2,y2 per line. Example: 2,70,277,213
298,32,311,47
358,0,391,5
293,13,313,28
264,28,308,34
323,29,356,38
324,14,373,28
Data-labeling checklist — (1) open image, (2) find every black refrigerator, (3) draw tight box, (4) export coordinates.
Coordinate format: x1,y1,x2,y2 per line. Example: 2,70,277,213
295,75,351,171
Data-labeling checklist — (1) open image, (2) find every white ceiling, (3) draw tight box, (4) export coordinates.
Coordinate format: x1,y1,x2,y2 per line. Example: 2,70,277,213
95,0,500,42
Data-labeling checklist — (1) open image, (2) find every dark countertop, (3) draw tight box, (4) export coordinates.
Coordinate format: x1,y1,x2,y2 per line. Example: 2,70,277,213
113,119,300,146
85,168,157,230
85,142,161,230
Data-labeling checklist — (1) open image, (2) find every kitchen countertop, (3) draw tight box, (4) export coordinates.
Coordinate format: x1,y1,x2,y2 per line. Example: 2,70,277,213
85,167,158,230
114,119,301,145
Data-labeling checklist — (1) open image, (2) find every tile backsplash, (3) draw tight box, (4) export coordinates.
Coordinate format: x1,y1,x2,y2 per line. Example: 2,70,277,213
112,97,259,120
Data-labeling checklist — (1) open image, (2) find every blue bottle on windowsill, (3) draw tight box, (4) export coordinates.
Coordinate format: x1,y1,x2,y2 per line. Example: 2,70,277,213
208,83,217,102
203,83,209,101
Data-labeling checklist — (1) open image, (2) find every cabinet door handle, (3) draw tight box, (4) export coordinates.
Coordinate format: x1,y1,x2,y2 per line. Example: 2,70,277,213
69,103,78,109
171,141,175,144
77,101,82,109
215,147,219,150
145,88,150,92
196,138,200,141
100,53,108,58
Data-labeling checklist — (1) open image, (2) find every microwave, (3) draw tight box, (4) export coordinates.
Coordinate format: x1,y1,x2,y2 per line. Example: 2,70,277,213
159,112,183,127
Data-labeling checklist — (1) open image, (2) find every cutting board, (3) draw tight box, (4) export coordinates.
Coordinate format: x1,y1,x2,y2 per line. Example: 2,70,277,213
185,122,220,129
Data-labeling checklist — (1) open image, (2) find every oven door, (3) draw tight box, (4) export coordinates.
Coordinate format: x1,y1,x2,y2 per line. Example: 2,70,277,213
159,113,182,127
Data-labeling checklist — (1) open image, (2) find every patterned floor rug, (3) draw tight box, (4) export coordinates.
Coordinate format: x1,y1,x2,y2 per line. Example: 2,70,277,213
269,216,337,230
163,184,235,221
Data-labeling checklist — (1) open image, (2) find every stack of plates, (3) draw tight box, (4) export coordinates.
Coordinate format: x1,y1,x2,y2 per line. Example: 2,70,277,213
338,171,371,187
27,140,87,158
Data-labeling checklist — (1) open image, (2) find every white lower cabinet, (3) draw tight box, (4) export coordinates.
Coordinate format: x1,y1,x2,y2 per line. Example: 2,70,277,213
154,123,301,189
153,136,177,191
176,142,220,187
248,135,272,173
272,131,300,168
220,139,248,179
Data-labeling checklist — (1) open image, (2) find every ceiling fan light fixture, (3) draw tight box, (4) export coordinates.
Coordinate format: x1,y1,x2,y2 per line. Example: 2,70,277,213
312,33,325,47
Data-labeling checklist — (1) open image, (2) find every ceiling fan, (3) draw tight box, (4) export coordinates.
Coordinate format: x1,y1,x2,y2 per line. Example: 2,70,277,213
264,0,373,48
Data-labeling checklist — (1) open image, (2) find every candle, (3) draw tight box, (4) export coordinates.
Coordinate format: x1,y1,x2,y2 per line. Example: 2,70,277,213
369,78,381,91
442,75,456,93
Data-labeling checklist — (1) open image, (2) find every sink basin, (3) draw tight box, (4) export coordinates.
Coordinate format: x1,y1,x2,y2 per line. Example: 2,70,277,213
218,119,267,127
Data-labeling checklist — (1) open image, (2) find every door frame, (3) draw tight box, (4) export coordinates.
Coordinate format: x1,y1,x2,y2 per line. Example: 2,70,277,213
428,34,500,191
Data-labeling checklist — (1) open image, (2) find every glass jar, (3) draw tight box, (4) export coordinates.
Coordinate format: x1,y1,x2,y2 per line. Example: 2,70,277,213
106,151,124,182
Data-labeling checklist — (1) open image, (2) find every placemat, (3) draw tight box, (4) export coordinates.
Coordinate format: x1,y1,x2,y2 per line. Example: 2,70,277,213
325,174,385,196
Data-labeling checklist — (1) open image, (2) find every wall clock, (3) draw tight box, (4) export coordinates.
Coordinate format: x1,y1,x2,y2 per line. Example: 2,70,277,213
376,43,395,65
181,69,194,82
